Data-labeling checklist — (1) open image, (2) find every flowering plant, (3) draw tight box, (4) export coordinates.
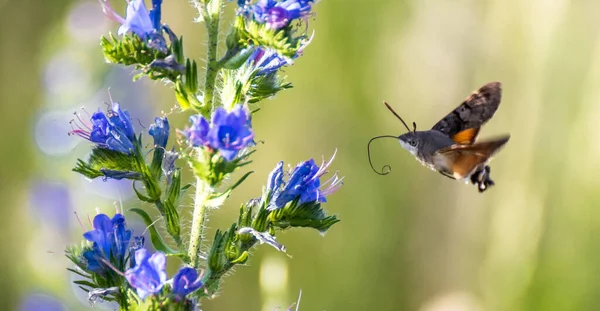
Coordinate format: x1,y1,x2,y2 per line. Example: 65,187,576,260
65,0,342,310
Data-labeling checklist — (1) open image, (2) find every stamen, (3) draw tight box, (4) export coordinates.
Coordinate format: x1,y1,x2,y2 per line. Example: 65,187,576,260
74,211,88,231
75,112,92,131
320,182,343,196
98,0,126,24
81,107,92,118
69,120,91,139
321,172,338,186
314,149,337,179
100,258,126,277
107,87,115,105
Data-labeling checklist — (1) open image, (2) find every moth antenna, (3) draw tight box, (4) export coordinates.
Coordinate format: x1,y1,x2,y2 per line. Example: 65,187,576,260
367,135,399,175
383,102,411,133
133,118,146,129
412,122,417,133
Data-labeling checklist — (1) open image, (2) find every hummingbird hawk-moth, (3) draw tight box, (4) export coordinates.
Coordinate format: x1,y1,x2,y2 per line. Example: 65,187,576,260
368,82,510,192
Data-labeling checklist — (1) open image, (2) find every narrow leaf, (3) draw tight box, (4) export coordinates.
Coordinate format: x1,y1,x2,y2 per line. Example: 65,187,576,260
129,208,179,255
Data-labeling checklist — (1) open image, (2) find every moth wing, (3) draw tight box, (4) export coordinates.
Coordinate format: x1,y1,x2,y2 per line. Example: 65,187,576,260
431,82,502,138
435,135,510,179
452,127,480,145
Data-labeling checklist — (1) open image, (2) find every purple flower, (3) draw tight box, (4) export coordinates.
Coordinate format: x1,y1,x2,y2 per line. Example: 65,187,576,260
183,105,254,161
172,267,204,298
268,151,343,210
125,249,167,300
100,0,162,39
247,47,291,75
82,213,133,275
70,103,136,154
242,0,315,30
148,117,170,148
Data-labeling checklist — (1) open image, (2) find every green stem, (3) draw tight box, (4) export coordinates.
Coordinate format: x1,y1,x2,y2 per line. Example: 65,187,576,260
201,0,223,108
188,177,212,267
187,0,224,268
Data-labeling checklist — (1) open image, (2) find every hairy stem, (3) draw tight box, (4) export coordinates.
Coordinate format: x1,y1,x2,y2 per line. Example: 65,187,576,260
188,177,212,267
200,0,223,108
188,0,224,268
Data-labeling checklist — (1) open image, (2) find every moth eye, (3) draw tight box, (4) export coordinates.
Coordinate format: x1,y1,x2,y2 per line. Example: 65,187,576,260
410,140,417,147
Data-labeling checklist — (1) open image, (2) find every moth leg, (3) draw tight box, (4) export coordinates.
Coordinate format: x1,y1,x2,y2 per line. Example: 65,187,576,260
471,165,495,193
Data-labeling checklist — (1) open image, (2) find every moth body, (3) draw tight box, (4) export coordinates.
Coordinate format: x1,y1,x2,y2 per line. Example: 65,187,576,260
370,82,510,193
398,130,454,171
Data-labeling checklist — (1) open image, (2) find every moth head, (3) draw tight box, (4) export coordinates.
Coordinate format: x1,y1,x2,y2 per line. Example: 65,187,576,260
398,132,420,156
367,102,419,175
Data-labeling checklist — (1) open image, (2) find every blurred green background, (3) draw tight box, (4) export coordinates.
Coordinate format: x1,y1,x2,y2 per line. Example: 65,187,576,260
3,0,600,310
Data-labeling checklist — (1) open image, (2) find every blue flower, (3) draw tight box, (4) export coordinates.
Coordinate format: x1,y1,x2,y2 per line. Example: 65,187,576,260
70,103,136,154
183,105,254,161
148,117,170,148
183,115,210,147
82,213,133,275
125,248,167,300
242,0,315,30
247,47,291,75
100,0,163,39
268,151,343,210
172,267,204,298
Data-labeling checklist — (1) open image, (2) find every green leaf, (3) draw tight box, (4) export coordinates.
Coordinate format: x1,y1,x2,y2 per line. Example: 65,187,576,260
162,199,181,246
129,208,179,255
67,268,91,279
73,280,98,288
149,148,165,181
221,46,256,70
132,182,155,203
205,171,254,208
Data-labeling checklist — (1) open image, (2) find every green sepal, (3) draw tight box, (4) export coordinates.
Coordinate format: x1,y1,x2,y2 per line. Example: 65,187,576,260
73,146,140,180
220,57,292,109
132,136,162,201
166,169,183,208
207,223,239,275
246,71,292,104
101,33,164,67
129,208,181,256
101,33,182,82
72,159,104,179
173,59,204,113
268,199,340,233
250,203,271,233
207,229,228,273
230,250,249,264
231,16,310,59
163,169,183,245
